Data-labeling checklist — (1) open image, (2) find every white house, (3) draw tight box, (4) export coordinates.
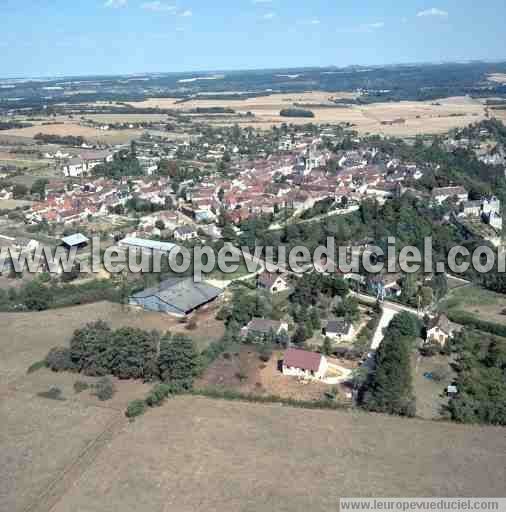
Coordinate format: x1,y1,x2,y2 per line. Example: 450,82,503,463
173,225,198,241
431,186,468,205
63,157,86,177
426,314,452,347
257,272,289,294
282,348,328,381
63,151,114,177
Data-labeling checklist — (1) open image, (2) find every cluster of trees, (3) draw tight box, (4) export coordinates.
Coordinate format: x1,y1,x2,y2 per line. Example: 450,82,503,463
34,133,86,146
279,108,315,118
446,331,506,425
290,273,349,307
299,197,336,220
46,321,200,390
361,312,421,417
0,278,123,312
124,196,171,214
190,107,235,114
30,178,49,199
157,159,210,190
0,121,33,130
93,148,142,179
289,273,359,347
291,305,321,346
217,286,277,328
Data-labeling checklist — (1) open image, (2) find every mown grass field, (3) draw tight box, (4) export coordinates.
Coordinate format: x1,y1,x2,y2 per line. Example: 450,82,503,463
126,94,486,136
50,396,506,512
445,284,506,326
1,302,506,511
0,301,224,388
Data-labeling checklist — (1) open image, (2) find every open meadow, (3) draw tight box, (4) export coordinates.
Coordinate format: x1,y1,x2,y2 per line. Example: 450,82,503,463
1,301,506,511
0,301,224,389
445,283,506,326
1,121,141,144
126,94,487,136
50,397,506,512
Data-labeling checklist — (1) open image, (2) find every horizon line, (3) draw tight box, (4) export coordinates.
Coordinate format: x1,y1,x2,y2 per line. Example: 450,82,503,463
2,58,506,82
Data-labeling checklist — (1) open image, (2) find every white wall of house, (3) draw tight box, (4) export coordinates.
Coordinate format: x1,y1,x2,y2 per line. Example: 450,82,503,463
261,276,289,294
325,324,355,343
282,357,328,381
427,326,449,346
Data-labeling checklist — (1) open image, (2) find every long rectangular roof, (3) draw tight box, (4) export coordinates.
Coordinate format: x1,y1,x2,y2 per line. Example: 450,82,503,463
61,233,89,246
119,237,176,253
132,277,223,314
283,348,322,372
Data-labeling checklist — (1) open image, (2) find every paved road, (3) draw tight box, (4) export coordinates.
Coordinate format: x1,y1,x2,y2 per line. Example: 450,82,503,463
370,305,397,351
350,291,422,317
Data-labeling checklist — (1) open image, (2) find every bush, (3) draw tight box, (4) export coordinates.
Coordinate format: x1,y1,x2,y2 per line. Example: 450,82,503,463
279,108,315,118
126,399,147,418
258,344,272,362
27,360,47,374
45,347,76,372
37,387,65,401
191,387,352,410
235,371,247,381
22,281,53,311
419,343,441,357
93,377,115,401
447,311,506,338
145,383,174,407
186,318,198,330
73,380,90,394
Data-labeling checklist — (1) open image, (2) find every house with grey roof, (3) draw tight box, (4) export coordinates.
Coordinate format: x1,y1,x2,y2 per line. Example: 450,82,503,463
322,318,355,343
240,318,289,339
173,225,198,242
61,233,89,250
129,277,223,317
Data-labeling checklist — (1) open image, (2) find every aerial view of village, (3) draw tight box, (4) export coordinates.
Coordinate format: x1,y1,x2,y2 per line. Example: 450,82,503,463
1,2,506,511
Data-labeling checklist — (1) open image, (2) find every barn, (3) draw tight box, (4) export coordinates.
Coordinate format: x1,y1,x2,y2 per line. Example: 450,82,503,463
129,277,223,317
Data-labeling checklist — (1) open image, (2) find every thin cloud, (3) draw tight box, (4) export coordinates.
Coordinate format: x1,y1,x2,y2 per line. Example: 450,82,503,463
417,8,448,17
364,22,384,29
263,12,276,19
337,21,385,33
180,9,192,17
253,0,272,3
104,0,127,8
141,1,176,12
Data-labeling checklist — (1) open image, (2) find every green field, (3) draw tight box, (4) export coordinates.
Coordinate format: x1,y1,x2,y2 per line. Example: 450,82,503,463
445,284,506,326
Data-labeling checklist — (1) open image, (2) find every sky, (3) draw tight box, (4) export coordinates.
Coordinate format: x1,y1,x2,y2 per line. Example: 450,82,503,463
2,0,506,78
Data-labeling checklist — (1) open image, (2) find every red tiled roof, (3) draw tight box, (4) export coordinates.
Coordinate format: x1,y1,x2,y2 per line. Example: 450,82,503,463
283,348,322,372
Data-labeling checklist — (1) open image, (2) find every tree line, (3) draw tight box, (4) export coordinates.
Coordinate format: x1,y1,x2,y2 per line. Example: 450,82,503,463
360,312,421,417
45,321,200,391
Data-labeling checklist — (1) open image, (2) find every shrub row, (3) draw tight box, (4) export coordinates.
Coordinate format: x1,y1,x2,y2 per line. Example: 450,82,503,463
190,387,352,411
448,310,506,338
125,381,186,418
